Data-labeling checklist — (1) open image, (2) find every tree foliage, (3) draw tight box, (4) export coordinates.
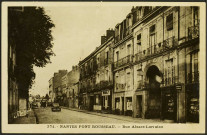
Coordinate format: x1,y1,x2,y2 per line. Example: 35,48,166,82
8,7,55,98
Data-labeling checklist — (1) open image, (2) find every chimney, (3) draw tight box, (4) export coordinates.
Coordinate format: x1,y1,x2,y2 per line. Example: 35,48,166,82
106,29,115,39
101,36,107,44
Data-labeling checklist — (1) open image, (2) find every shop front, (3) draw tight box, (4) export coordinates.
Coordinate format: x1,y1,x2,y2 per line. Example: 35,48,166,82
186,83,199,123
93,92,102,112
161,86,177,121
125,97,132,116
102,89,112,113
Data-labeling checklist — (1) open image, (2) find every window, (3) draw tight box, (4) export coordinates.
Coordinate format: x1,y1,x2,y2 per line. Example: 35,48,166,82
165,59,174,85
127,72,131,89
105,51,109,64
166,13,173,31
187,51,199,83
116,51,119,61
127,44,131,56
149,25,156,49
137,34,141,45
193,7,199,26
150,25,155,35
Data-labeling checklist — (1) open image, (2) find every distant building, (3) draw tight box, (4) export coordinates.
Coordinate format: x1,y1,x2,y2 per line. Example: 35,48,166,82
67,65,80,108
49,77,54,102
52,70,67,105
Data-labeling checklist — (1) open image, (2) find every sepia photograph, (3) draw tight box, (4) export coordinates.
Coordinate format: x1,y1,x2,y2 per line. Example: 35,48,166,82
1,1,206,134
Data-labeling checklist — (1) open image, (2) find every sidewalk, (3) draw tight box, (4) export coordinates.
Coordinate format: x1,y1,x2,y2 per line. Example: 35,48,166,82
62,107,166,123
11,109,37,124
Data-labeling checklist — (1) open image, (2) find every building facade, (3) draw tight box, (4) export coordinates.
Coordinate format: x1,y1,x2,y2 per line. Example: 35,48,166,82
49,77,54,102
113,11,134,116
67,65,80,108
8,37,19,123
50,6,199,123
53,70,67,105
131,6,199,123
79,30,114,113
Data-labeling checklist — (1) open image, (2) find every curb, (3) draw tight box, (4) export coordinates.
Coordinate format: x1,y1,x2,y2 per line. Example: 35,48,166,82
62,107,135,122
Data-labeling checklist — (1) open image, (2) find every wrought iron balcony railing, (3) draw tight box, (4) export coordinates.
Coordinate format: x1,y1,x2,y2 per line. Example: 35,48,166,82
187,71,199,83
188,23,199,40
114,55,132,69
135,37,178,63
164,76,178,86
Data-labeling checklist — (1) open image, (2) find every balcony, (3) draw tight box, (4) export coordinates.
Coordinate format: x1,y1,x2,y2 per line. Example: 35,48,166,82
114,55,132,69
187,71,199,83
100,80,113,89
188,24,199,40
135,37,178,63
164,76,178,86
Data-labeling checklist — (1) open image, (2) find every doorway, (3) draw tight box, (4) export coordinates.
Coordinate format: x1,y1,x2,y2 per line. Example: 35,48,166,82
122,97,124,115
137,95,143,118
146,65,162,118
89,96,94,111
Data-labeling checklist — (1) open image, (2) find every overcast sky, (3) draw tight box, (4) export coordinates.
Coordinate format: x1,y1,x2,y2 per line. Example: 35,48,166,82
30,5,132,96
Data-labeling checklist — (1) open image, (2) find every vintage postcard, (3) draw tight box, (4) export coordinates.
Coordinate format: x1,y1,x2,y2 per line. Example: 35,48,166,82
1,1,206,134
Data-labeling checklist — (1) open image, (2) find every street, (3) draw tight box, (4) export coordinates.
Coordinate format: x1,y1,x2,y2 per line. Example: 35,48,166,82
34,107,164,124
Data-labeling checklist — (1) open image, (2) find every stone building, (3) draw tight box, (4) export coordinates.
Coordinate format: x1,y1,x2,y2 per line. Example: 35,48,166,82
113,10,134,116
131,6,199,123
49,77,54,102
8,34,19,123
79,30,114,113
53,70,67,105
67,65,80,108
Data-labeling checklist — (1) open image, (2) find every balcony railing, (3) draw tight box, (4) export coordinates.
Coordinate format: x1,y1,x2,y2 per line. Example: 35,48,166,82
100,80,113,89
187,71,199,83
188,24,199,40
135,37,178,63
114,55,132,69
164,76,178,86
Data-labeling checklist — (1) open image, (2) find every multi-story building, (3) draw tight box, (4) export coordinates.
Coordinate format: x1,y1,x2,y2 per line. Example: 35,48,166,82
61,74,68,106
53,70,67,105
79,29,114,113
8,35,19,123
49,77,54,102
67,65,80,108
113,10,134,116
123,6,199,123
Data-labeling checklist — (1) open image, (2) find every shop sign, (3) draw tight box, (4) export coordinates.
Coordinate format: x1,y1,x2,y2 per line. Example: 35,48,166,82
176,85,182,90
102,90,110,96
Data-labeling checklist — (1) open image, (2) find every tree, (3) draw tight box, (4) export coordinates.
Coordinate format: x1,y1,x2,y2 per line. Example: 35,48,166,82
8,7,55,98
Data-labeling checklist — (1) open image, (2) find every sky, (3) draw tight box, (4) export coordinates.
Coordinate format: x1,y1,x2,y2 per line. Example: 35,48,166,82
29,5,132,96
